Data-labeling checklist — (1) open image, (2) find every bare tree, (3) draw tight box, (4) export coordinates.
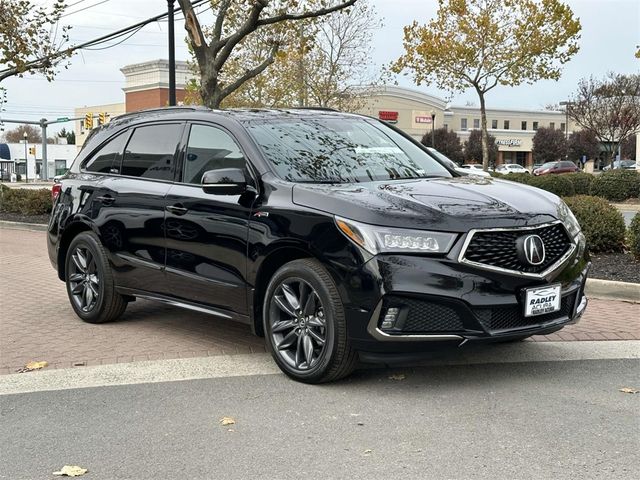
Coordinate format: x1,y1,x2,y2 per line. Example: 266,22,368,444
176,0,357,108
568,73,640,165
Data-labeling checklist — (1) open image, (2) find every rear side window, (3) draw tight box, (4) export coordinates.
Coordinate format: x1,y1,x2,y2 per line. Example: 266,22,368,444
119,124,183,180
84,133,127,173
183,124,245,184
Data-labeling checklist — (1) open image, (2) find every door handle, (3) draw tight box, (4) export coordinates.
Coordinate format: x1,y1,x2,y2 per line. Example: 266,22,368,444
96,195,115,205
166,204,188,216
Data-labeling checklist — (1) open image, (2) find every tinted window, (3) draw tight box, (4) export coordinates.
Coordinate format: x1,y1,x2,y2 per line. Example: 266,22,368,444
183,125,245,184
245,117,451,183
120,124,182,180
561,161,576,168
84,133,127,173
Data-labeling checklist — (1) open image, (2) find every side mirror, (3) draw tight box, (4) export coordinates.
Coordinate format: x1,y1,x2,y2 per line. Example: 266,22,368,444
202,168,247,195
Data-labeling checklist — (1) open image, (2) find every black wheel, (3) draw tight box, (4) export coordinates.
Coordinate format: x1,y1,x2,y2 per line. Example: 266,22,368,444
65,231,127,323
263,259,357,384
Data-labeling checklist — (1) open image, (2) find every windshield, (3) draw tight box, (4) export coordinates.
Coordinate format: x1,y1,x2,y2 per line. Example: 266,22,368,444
540,162,556,169
244,117,451,183
426,147,458,169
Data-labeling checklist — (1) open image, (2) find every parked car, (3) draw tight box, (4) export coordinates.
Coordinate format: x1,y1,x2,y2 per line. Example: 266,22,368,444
603,160,636,171
426,147,487,177
495,164,530,174
459,163,491,177
48,107,589,383
533,161,579,176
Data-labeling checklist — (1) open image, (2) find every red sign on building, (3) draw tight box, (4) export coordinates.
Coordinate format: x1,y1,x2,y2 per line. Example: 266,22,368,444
378,111,399,123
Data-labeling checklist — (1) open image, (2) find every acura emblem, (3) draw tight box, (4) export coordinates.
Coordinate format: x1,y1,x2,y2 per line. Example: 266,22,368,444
519,234,546,266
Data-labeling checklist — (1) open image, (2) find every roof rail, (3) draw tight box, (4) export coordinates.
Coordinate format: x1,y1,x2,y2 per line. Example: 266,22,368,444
112,105,207,122
290,106,339,112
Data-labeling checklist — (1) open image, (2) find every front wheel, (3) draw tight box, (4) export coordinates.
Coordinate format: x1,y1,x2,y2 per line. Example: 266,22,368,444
263,259,357,383
65,231,127,323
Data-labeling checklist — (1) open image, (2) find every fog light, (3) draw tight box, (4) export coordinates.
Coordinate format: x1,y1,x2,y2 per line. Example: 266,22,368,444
381,307,400,330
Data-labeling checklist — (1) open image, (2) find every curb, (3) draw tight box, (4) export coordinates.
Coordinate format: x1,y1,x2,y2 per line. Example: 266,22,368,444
0,220,48,231
612,203,640,212
585,278,640,303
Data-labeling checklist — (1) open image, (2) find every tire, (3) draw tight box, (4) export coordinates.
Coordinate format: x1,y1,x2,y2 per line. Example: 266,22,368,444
65,231,127,324
263,259,358,384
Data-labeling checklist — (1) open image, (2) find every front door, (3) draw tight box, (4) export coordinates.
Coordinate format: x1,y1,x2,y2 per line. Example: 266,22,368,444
162,123,255,314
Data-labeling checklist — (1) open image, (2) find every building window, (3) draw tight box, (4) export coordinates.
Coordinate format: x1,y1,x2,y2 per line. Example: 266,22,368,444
561,122,566,132
533,121,539,130
461,118,467,131
549,122,555,129
443,124,448,130
473,119,480,129
504,120,510,130
491,119,498,129
521,121,527,130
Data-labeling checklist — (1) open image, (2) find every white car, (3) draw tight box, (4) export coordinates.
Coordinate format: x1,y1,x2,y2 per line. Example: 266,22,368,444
460,164,491,177
496,163,530,174
426,148,491,178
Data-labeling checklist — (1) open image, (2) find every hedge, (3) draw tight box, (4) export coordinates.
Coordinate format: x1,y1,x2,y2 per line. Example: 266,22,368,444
528,175,575,197
561,172,594,195
589,170,640,202
628,213,640,260
0,185,52,216
563,195,626,253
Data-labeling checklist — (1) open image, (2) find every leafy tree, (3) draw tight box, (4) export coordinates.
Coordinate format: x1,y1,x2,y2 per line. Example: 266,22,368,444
532,127,567,164
0,0,72,82
176,0,357,108
4,124,42,143
567,129,600,163
390,0,580,171
568,73,640,165
463,129,498,166
421,127,463,164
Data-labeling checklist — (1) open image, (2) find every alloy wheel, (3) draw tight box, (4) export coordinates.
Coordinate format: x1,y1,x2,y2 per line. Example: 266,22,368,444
68,246,101,312
268,279,327,371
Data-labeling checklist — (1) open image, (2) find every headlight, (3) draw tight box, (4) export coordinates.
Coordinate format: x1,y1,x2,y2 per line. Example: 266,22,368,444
557,200,581,239
335,216,457,255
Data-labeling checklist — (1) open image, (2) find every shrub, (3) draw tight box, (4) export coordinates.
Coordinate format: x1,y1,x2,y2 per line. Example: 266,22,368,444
589,170,640,202
561,172,594,195
563,195,626,253
489,171,504,178
0,187,52,216
628,213,640,259
528,175,575,197
501,172,532,185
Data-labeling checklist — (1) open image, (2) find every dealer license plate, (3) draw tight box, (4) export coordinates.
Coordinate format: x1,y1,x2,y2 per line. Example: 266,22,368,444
524,284,561,317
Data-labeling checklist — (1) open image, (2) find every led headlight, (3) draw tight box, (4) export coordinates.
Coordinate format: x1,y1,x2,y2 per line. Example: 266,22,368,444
557,200,581,239
335,216,457,255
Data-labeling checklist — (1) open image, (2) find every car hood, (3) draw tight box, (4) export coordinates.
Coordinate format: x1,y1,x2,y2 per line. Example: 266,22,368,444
292,176,562,232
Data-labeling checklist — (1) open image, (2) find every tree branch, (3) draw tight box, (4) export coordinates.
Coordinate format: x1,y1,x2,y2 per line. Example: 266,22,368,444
256,0,357,27
220,43,280,100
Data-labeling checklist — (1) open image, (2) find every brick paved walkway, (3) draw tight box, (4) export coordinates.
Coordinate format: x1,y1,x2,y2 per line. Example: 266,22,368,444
1,227,638,374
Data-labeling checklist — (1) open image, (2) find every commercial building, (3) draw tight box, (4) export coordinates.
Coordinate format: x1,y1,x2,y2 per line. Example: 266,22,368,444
356,86,576,169
0,142,77,181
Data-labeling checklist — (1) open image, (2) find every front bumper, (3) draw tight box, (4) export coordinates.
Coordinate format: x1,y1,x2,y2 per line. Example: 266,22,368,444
339,250,590,354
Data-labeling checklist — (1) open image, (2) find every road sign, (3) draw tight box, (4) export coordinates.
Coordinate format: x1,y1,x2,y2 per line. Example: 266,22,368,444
56,117,69,122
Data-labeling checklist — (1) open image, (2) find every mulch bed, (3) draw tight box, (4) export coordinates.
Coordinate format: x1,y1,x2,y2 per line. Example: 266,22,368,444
590,253,640,284
0,213,49,224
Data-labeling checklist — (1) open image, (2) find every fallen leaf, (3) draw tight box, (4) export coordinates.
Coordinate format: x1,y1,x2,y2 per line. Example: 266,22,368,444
16,361,48,373
220,416,235,426
619,387,639,394
388,374,405,381
363,449,372,455
52,465,87,477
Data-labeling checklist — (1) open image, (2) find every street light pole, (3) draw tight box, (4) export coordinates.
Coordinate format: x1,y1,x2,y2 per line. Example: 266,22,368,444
23,132,28,183
430,110,436,148
167,0,176,106
559,101,572,161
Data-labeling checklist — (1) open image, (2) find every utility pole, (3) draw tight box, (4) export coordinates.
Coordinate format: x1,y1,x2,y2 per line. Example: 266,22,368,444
23,132,28,183
559,101,573,161
40,118,48,180
168,0,176,106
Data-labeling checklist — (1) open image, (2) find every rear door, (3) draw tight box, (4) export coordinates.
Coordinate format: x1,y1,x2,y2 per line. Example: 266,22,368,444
161,122,256,314
96,122,184,292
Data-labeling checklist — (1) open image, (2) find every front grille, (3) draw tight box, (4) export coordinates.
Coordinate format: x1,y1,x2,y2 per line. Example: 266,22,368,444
476,293,576,332
462,223,572,274
381,296,464,333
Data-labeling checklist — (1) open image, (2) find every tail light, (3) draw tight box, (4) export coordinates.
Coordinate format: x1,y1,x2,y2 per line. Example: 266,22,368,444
52,183,62,201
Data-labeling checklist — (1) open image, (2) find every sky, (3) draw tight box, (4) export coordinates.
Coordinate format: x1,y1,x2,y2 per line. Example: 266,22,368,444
1,0,639,136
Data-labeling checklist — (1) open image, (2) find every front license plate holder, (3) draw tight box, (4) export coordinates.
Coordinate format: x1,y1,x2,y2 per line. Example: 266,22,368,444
524,284,561,317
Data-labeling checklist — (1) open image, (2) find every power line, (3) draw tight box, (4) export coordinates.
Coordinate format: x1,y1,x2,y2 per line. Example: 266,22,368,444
61,0,113,18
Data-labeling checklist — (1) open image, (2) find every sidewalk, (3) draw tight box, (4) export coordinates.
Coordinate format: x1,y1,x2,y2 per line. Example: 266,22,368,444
1,227,638,375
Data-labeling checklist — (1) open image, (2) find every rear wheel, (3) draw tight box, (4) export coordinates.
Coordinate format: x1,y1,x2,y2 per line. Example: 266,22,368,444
65,231,127,323
263,259,357,383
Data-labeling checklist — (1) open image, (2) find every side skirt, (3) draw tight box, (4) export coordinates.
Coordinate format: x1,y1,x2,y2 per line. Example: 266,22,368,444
116,287,252,325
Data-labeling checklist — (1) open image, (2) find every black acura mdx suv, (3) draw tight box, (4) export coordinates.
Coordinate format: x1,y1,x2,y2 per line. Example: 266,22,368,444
48,107,589,383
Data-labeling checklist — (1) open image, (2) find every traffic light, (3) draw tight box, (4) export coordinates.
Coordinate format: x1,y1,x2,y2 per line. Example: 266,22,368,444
98,112,108,125
84,113,93,130
28,147,36,155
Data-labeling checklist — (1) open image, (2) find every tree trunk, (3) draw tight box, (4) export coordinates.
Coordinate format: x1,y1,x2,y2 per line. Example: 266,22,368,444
477,90,490,171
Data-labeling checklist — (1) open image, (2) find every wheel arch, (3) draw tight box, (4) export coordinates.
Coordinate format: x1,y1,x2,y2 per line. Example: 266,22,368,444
56,220,95,281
